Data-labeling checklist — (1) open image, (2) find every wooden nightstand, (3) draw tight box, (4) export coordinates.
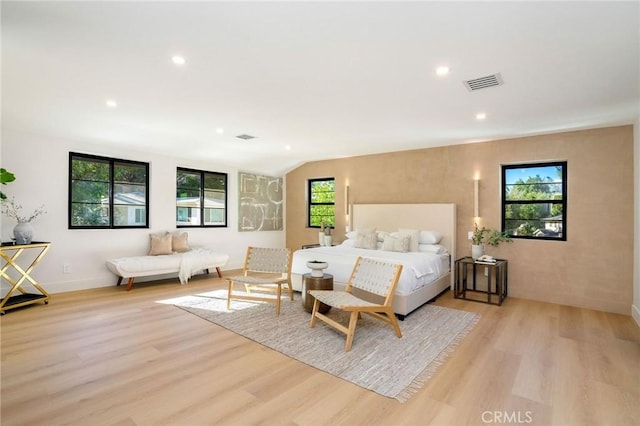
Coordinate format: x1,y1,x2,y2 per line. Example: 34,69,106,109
301,273,333,313
301,243,321,249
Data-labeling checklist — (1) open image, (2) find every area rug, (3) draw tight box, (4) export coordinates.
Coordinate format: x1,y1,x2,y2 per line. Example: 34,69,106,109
168,290,480,403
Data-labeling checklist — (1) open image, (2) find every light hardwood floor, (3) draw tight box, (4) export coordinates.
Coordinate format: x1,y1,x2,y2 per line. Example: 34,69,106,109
1,275,639,426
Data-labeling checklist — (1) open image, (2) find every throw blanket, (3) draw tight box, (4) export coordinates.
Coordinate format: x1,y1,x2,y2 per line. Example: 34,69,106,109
179,248,217,284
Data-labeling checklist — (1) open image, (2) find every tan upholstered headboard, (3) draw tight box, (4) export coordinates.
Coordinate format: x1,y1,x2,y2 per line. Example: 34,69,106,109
351,203,457,274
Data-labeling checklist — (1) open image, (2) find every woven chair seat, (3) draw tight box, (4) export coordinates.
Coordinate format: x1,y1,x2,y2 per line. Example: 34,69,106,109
309,290,379,309
227,275,283,286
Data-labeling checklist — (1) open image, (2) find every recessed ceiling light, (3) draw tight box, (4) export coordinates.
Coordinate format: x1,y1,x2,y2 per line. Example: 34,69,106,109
216,128,224,134
436,66,450,76
106,100,117,108
475,112,487,120
285,145,292,151
171,55,186,66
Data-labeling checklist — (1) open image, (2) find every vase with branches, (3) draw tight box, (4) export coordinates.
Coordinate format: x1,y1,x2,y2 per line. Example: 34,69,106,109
2,197,47,244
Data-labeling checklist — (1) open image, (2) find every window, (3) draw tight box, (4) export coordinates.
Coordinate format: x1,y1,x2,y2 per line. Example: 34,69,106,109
502,161,567,241
308,178,335,228
69,152,149,229
176,168,227,227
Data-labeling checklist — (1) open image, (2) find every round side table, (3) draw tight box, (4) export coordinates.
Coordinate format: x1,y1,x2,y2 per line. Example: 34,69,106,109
302,273,333,313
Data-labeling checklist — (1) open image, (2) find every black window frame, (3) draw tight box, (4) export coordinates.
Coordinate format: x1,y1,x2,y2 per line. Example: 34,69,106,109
68,152,149,229
307,177,336,229
176,167,228,228
501,161,567,241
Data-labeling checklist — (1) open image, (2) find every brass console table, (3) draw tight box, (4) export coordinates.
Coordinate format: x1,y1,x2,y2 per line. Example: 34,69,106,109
0,242,51,314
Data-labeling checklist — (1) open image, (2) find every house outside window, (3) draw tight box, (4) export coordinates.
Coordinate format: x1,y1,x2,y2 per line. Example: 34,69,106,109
502,161,567,241
176,168,227,227
69,152,149,229
308,178,335,228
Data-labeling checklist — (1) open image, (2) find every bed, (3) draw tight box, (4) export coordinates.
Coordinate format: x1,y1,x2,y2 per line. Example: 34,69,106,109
291,203,456,318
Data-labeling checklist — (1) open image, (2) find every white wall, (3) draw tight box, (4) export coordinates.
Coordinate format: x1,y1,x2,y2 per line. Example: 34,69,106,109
0,129,285,293
634,118,640,326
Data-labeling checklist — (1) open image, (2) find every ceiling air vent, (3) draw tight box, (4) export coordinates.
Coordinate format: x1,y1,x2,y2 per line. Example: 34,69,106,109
463,73,503,91
236,134,256,140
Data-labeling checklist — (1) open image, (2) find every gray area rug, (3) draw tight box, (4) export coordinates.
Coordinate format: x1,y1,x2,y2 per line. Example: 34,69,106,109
170,289,480,403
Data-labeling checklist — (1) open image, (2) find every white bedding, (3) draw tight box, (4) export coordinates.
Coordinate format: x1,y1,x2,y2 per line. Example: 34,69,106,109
292,243,449,296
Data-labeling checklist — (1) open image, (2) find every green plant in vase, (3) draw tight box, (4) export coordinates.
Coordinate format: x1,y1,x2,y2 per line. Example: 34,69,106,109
471,222,511,259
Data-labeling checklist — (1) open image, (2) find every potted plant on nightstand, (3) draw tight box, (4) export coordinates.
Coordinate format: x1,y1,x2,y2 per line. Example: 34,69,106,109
471,223,512,259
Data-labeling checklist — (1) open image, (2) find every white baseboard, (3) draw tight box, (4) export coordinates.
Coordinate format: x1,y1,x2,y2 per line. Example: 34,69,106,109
42,277,115,293
633,304,640,327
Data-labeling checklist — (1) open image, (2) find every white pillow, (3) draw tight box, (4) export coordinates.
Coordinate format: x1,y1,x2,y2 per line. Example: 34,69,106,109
418,244,447,254
353,228,377,250
382,234,410,252
346,231,358,239
398,228,420,252
341,239,355,247
376,230,389,242
419,230,443,245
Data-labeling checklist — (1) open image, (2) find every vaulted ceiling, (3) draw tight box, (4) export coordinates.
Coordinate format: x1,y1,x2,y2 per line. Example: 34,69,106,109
3,1,638,176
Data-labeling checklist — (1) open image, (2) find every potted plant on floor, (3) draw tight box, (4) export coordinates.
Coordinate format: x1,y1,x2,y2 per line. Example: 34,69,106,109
0,168,16,200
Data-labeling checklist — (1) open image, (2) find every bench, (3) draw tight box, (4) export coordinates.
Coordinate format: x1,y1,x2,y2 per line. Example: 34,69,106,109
106,231,230,291
106,249,229,291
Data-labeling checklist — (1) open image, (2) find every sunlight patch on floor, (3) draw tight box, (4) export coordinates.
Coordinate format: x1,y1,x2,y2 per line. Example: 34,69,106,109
155,288,270,312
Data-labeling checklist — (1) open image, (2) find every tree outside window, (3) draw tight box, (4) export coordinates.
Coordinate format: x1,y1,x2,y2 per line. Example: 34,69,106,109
69,153,148,229
502,161,567,241
176,168,227,227
308,178,335,228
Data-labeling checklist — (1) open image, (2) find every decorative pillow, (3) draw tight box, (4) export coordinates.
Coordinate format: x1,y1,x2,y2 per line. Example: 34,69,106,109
346,231,358,239
382,234,410,252
419,230,443,244
418,244,447,254
149,232,173,256
341,239,356,247
353,228,377,250
398,228,420,252
376,231,389,242
172,232,190,253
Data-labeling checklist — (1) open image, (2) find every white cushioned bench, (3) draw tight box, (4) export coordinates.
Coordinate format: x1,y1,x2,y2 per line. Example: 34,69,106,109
106,231,229,290
106,250,229,291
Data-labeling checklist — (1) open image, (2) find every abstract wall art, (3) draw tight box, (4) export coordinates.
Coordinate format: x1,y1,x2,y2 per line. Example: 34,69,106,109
238,172,283,231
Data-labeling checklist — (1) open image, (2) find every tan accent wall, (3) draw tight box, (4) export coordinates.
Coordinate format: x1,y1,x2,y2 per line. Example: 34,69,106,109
286,125,634,314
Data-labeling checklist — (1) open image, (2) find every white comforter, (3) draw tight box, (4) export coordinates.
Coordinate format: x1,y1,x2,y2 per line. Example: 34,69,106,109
292,244,448,295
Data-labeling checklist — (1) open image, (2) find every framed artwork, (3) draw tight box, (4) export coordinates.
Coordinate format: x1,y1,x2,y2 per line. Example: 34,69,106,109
238,172,283,231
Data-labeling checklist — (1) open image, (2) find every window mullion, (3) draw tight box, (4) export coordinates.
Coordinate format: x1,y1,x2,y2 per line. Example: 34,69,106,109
109,160,115,227
200,172,205,226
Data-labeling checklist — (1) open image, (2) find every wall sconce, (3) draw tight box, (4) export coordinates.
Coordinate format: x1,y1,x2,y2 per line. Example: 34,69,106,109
473,178,479,218
345,185,350,215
